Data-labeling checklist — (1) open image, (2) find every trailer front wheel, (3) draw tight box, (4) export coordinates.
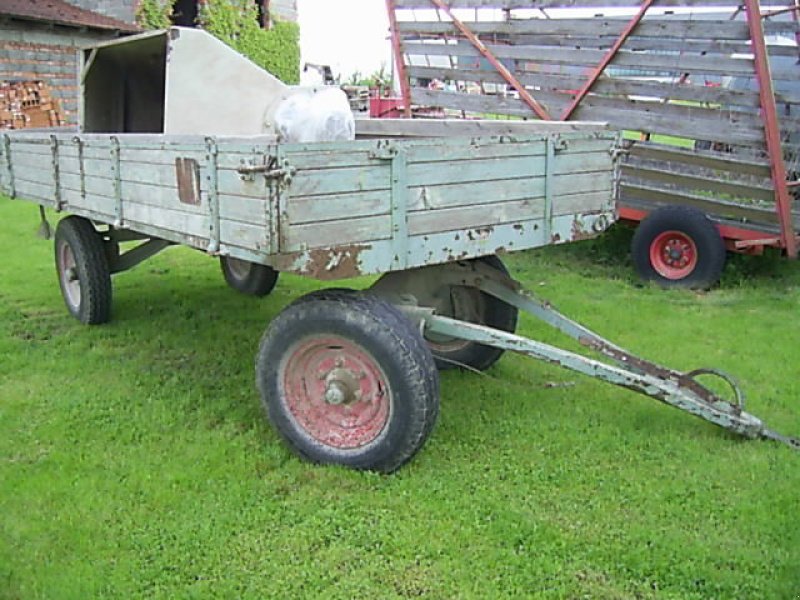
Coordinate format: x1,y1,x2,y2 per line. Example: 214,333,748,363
54,216,112,324
220,257,278,297
256,290,439,473
631,206,726,289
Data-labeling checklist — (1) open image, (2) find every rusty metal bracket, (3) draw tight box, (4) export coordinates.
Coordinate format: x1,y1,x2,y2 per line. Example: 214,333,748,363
237,158,295,184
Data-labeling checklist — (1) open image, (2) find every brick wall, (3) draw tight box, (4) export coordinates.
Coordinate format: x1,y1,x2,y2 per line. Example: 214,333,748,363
0,22,122,126
67,0,137,24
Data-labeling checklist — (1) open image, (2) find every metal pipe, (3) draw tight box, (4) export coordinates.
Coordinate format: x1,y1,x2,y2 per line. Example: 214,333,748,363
744,0,798,258
560,0,655,121
386,0,413,118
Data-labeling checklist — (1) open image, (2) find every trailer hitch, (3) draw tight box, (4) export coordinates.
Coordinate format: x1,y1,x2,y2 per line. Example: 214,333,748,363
396,262,799,451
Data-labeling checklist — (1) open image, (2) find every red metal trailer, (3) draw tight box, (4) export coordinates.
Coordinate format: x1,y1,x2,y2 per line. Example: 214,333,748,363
384,0,800,288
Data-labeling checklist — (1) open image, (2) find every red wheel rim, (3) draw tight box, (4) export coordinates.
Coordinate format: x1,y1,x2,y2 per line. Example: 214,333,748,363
280,336,391,449
649,230,698,280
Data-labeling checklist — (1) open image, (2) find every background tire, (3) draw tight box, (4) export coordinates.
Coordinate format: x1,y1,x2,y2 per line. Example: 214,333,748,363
256,290,440,473
220,257,278,297
371,256,518,372
54,216,112,324
631,206,726,289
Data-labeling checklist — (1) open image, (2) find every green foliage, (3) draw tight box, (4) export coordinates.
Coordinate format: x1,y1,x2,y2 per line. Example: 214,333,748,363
1,197,799,597
135,0,174,30
199,0,300,84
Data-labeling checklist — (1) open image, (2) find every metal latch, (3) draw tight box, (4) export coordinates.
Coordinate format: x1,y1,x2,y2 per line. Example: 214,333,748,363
237,158,296,184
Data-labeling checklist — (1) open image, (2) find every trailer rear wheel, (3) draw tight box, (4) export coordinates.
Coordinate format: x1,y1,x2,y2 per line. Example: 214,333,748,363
220,257,278,297
54,216,112,324
631,206,725,289
256,290,439,473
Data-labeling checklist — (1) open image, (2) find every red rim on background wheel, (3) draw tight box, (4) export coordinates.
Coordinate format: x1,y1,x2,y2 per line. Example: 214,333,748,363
649,230,698,280
280,335,392,450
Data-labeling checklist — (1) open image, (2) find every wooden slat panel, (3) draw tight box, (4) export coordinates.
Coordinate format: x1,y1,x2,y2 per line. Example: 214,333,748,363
219,195,268,226
407,169,613,211
402,42,784,78
621,164,775,202
626,142,772,177
397,18,798,40
355,118,609,138
287,190,390,225
219,219,268,251
406,65,772,109
411,89,766,144
285,215,392,251
124,202,209,238
290,165,391,197
61,189,115,216
620,183,780,223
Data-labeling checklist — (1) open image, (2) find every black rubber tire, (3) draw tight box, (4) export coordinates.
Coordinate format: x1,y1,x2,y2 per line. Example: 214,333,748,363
430,256,519,372
256,289,440,473
631,206,726,290
220,256,279,297
54,216,112,324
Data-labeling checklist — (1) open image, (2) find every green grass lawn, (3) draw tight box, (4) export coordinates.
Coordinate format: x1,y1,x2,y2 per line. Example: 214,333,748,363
1,199,799,599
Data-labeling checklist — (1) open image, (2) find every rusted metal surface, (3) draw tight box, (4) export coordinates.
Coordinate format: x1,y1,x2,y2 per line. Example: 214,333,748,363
175,158,201,206
270,245,373,280
744,0,798,258
279,335,391,449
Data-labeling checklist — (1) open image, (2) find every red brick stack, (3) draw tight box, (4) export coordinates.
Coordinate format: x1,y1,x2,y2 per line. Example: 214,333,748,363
0,81,65,129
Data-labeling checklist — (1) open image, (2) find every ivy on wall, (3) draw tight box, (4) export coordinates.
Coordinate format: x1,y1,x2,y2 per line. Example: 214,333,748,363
135,0,175,29
136,0,300,85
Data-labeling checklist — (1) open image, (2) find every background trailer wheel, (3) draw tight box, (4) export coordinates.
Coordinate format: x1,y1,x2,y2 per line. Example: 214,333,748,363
54,216,112,325
220,256,278,297
256,290,439,473
371,256,518,372
631,206,726,289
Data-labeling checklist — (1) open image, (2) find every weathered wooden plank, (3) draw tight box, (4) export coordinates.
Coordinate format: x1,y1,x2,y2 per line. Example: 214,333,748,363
507,34,800,58
411,89,766,144
290,165,391,197
355,118,608,138
287,190,390,225
61,188,115,216
407,169,613,211
12,178,54,203
124,201,209,238
403,41,776,78
406,65,773,109
219,219,269,252
397,18,798,40
406,135,614,162
626,142,772,177
620,183,780,223
218,195,268,226
285,215,392,251
621,164,775,202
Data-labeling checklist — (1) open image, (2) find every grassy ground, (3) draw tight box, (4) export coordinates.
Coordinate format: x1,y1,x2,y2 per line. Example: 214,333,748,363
1,199,799,599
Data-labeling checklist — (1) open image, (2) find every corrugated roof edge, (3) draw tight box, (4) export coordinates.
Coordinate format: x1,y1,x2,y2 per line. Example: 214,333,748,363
0,0,141,33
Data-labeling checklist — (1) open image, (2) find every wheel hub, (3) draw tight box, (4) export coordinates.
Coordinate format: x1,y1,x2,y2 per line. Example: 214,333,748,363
281,336,391,449
650,230,698,280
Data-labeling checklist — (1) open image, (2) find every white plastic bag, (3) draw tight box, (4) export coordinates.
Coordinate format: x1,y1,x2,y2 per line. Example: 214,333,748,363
273,87,355,143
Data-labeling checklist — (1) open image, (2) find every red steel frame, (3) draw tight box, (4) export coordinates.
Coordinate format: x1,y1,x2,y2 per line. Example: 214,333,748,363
386,0,800,257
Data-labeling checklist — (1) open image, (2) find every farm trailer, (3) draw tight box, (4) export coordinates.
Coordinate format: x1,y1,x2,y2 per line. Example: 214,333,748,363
1,28,796,472
386,0,800,289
